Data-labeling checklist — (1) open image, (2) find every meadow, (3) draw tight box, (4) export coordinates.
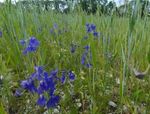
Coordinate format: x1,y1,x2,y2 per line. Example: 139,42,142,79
0,2,150,114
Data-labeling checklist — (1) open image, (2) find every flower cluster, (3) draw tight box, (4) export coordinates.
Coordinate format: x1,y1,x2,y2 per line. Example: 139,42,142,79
81,45,92,68
17,66,75,109
86,23,99,37
20,37,40,55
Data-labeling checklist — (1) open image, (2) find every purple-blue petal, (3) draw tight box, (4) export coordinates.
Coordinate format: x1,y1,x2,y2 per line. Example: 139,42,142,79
70,44,77,53
37,86,44,95
91,24,96,31
20,39,26,46
86,63,92,68
53,23,58,29
68,71,75,82
0,31,2,37
81,53,86,65
93,31,99,37
50,69,58,77
47,95,60,108
84,45,90,51
21,80,29,89
14,89,22,97
21,79,37,93
60,71,66,84
37,95,47,107
29,37,40,47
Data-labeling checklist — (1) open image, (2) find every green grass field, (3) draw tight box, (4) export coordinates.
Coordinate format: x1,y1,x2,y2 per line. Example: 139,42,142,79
0,3,150,114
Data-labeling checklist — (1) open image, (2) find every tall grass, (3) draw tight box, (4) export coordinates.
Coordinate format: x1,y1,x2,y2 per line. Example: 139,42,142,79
0,1,150,114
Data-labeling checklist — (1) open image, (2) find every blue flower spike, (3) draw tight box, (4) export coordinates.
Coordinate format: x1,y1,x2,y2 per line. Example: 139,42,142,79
20,37,40,55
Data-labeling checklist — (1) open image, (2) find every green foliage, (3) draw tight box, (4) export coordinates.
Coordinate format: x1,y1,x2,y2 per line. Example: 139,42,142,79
0,103,7,114
0,1,150,114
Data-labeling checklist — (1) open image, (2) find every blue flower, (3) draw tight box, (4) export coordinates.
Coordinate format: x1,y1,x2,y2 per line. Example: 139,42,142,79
87,28,92,33
86,23,96,33
14,89,22,97
21,79,37,93
50,69,58,78
20,40,26,46
29,37,40,47
35,66,43,74
20,37,40,55
81,52,87,65
93,31,99,37
35,66,44,80
91,24,96,31
21,80,29,89
86,23,90,27
84,45,90,51
29,66,44,80
44,76,55,92
39,80,48,91
29,72,37,80
37,95,47,107
43,71,49,79
0,31,2,37
26,46,37,51
37,86,44,95
86,63,92,68
49,87,56,96
60,71,66,84
47,95,60,108
68,71,75,82
85,23,100,38
53,23,58,29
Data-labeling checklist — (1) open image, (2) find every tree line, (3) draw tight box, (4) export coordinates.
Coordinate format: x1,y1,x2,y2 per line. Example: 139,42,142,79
14,0,150,17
